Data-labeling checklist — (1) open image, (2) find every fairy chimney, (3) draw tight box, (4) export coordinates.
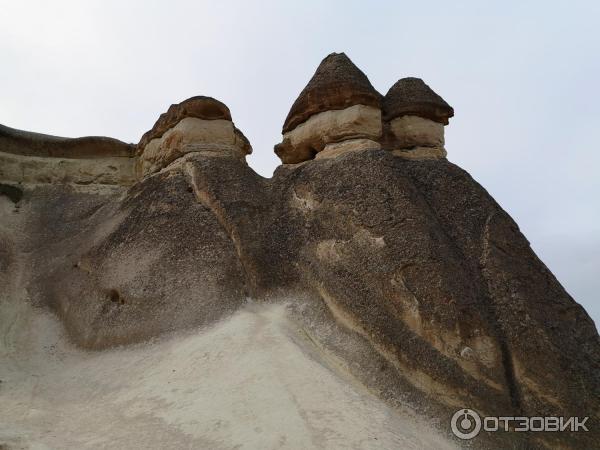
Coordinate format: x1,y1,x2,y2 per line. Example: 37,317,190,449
382,78,453,159
275,53,383,164
137,96,252,176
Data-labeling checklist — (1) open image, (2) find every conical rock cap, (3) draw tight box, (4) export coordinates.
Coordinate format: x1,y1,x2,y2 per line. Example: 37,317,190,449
282,52,382,133
383,77,453,124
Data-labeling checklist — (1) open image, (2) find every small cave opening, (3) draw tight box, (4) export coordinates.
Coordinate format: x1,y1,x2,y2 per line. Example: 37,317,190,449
108,289,126,305
0,183,23,204
304,145,318,161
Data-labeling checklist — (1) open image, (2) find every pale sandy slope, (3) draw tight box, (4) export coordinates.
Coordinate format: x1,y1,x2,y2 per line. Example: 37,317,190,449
0,193,455,450
0,296,458,450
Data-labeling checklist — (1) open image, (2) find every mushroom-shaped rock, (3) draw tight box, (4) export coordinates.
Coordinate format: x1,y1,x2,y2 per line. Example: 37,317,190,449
275,53,383,164
383,77,453,124
382,78,453,159
283,53,382,132
138,96,252,176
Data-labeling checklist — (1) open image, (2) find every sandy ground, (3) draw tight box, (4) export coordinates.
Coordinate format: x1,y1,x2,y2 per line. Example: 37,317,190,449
0,295,458,450
0,194,456,449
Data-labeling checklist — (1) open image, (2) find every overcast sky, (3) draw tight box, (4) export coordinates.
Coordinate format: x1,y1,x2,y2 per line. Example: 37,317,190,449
1,0,598,326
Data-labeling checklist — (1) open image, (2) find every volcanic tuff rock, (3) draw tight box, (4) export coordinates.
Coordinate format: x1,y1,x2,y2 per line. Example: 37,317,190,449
138,96,232,148
382,77,454,124
378,77,454,159
275,53,384,164
274,54,455,164
0,123,135,158
282,52,382,133
1,53,599,449
137,96,252,176
0,124,137,185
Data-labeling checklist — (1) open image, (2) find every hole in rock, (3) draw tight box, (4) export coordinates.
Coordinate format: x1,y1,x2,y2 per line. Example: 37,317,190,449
306,146,318,161
108,289,125,305
0,183,23,204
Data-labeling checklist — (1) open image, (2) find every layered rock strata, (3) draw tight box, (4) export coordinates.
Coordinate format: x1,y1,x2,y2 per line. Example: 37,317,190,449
137,96,251,176
274,54,455,164
382,77,454,159
275,53,383,164
0,124,136,185
1,55,599,449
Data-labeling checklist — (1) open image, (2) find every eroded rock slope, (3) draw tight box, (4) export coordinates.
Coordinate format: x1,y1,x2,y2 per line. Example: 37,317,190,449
1,53,598,449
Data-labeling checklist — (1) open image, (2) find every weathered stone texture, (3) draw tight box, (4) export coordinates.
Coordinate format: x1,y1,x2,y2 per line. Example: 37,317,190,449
383,77,453,124
282,52,382,133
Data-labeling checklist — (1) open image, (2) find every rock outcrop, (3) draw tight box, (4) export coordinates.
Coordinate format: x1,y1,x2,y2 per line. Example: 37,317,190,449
0,124,137,185
274,55,455,164
275,53,383,163
1,54,599,449
137,96,252,176
383,77,454,124
282,52,383,133
138,96,233,148
382,77,454,159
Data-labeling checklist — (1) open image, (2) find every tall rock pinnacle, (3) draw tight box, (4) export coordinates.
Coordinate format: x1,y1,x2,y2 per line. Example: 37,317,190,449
276,53,383,164
282,52,382,133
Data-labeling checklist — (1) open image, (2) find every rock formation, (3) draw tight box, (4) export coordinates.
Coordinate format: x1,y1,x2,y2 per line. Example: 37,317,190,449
382,77,453,159
0,123,137,185
273,54,455,164
1,53,599,449
275,52,383,163
137,96,252,176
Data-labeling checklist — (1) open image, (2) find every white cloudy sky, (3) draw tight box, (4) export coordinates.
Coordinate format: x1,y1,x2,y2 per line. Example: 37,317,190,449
1,0,599,326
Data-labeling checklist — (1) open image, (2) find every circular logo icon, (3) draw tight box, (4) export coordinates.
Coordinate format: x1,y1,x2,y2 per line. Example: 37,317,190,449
451,409,482,440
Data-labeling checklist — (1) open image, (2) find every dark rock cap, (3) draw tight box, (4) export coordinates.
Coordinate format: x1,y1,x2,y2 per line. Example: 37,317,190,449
282,52,382,133
0,123,135,158
383,78,453,124
139,96,232,149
